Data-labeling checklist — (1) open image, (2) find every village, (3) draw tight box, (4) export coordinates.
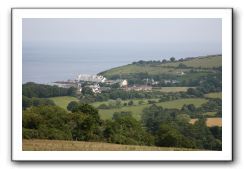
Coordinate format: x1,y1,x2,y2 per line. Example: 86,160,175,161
52,74,180,94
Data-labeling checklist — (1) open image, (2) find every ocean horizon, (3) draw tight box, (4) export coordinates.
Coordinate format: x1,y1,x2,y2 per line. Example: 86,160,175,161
23,43,221,84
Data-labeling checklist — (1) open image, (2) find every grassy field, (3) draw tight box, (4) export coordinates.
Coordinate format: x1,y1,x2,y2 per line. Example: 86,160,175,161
100,55,221,77
49,96,79,110
153,87,193,93
91,98,159,108
190,118,222,127
98,98,208,120
100,64,186,77
204,92,222,99
160,55,222,68
203,112,217,117
23,139,199,151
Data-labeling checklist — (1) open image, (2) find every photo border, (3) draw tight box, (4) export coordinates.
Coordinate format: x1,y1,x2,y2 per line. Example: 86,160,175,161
11,8,233,162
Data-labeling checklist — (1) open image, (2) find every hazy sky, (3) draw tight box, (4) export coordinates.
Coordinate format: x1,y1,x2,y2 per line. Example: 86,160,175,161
23,18,222,83
23,18,221,59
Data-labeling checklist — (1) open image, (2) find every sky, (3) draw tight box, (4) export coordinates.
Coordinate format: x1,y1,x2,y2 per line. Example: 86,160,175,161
22,18,222,83
23,18,222,59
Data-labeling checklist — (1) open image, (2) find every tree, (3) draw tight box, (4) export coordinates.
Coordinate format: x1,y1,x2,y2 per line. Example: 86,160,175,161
97,103,109,109
179,58,184,61
104,112,154,146
142,104,172,134
138,100,145,105
178,63,187,68
22,82,74,98
67,87,76,96
176,114,191,123
162,59,167,63
67,101,79,112
22,105,73,140
209,126,222,140
128,100,134,106
22,96,55,109
81,87,93,96
70,103,102,141
170,57,176,62
155,123,193,148
115,98,122,108
22,96,32,110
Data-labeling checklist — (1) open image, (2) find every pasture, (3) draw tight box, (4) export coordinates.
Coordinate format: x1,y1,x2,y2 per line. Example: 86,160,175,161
91,98,158,108
49,96,79,110
204,92,222,99
160,55,222,68
153,87,193,93
100,55,222,78
98,98,208,120
23,139,198,151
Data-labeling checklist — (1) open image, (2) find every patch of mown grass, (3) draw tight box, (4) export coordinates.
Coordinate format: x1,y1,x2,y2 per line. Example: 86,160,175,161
49,96,79,110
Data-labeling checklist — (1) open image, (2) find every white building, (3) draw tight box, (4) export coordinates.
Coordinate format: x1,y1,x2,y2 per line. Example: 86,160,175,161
120,80,128,87
89,84,101,94
77,74,106,83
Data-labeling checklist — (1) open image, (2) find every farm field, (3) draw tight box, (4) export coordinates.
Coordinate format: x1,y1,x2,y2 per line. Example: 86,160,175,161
190,117,222,127
100,55,221,78
204,92,222,99
23,139,199,151
99,64,180,77
153,87,193,93
203,112,217,117
91,98,159,108
160,55,222,68
49,96,79,110
98,98,208,120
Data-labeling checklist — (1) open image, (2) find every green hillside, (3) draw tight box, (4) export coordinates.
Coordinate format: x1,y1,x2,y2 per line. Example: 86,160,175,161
160,55,222,68
99,55,221,78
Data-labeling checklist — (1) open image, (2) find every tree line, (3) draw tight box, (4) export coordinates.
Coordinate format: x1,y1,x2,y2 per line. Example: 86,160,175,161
23,82,76,98
23,101,221,150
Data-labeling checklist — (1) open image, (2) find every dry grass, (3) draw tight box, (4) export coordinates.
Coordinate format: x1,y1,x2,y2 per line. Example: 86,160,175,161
190,118,222,127
206,118,222,127
23,139,197,151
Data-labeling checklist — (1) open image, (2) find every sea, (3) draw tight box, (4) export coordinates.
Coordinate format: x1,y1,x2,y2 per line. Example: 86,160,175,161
23,43,219,84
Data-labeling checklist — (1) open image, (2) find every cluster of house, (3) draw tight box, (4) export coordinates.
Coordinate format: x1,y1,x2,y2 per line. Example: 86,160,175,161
52,74,180,94
85,79,128,94
126,85,152,91
163,79,179,84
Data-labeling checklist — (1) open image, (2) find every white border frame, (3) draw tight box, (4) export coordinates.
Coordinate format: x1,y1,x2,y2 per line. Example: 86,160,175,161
12,8,232,161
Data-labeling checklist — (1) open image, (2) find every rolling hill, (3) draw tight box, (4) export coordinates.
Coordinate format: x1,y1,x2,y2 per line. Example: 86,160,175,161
99,54,222,79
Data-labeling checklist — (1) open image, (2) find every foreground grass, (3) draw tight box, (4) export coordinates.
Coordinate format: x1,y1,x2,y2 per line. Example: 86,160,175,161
98,98,208,120
23,139,198,151
49,96,79,110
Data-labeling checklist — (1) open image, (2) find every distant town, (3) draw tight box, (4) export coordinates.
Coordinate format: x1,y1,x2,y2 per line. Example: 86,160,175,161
52,74,181,94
